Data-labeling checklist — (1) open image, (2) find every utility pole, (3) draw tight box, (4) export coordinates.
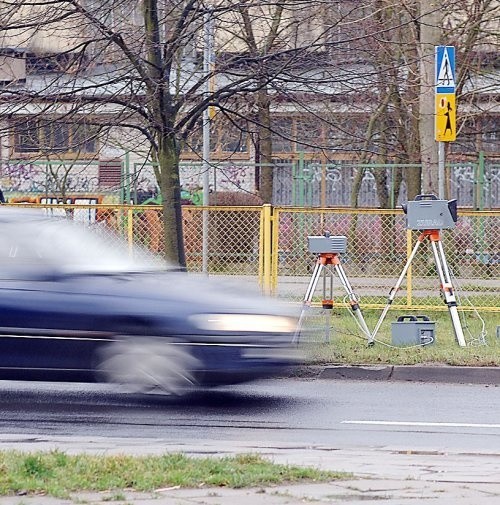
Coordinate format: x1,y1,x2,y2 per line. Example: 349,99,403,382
202,8,214,274
419,0,442,195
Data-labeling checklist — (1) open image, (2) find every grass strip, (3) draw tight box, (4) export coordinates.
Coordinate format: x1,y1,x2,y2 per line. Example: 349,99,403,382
301,309,500,366
0,451,348,498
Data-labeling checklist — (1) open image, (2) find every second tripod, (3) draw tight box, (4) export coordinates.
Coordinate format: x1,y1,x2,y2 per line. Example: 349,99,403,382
294,234,373,345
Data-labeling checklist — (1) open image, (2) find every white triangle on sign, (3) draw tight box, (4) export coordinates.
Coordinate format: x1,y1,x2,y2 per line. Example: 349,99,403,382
437,48,455,88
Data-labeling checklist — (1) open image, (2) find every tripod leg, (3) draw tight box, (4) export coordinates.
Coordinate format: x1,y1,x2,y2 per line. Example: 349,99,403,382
294,261,323,344
430,239,467,347
322,267,335,343
304,260,323,303
334,262,372,345
370,237,423,342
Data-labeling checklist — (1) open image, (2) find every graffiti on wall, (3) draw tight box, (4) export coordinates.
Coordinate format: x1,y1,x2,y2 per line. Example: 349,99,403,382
1,163,45,192
2,157,256,194
1,162,99,194
133,163,255,195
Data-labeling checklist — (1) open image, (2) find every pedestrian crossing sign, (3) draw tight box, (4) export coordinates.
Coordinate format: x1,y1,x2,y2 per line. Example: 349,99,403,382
435,46,455,93
435,94,456,142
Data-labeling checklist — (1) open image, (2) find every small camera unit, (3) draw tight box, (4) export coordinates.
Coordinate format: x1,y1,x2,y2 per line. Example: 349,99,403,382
307,232,347,254
402,194,458,230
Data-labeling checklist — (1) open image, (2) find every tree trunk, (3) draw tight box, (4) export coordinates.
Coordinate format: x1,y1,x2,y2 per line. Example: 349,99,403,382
406,167,422,200
157,134,186,268
419,0,442,195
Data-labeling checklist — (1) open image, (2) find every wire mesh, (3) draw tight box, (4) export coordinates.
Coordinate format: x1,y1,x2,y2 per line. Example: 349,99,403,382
79,205,263,276
274,208,499,311
183,206,262,274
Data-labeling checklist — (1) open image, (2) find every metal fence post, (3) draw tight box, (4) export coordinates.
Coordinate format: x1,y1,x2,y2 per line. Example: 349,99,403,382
271,207,280,295
124,153,131,204
262,204,272,295
258,207,264,289
475,151,485,210
406,229,413,307
127,207,134,256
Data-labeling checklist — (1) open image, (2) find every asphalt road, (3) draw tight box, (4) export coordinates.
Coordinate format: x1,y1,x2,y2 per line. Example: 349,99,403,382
0,378,498,453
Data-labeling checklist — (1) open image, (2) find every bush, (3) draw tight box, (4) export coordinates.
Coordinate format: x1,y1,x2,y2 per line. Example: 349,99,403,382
209,191,263,206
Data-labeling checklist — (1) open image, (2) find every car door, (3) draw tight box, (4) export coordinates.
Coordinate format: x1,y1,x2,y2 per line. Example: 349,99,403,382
0,229,111,380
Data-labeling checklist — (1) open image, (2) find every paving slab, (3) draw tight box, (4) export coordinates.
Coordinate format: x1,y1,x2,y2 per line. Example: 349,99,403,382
1,479,499,505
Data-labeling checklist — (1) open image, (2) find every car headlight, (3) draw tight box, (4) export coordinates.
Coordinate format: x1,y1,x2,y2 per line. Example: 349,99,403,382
189,314,297,333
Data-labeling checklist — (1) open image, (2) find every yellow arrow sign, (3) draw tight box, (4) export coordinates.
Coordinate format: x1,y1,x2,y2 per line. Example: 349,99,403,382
435,93,456,141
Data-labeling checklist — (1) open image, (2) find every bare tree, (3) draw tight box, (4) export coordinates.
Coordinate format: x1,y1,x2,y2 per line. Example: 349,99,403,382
0,0,295,264
231,1,285,203
0,0,341,262
318,0,498,203
0,0,497,269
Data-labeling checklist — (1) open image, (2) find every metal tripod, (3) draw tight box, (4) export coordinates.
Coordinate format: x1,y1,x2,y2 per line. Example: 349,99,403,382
294,253,373,345
370,229,466,347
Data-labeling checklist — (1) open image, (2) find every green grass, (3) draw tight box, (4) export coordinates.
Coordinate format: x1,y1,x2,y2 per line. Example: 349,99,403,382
0,451,348,498
300,307,499,366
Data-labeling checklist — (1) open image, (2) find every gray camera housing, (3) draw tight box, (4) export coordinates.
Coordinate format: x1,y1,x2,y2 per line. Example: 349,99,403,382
307,234,347,254
403,195,458,230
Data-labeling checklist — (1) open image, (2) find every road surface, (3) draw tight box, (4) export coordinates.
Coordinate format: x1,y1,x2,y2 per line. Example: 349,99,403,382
0,378,498,453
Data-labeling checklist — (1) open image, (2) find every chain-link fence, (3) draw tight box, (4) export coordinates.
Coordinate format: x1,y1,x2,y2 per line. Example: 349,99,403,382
4,203,498,312
4,203,265,279
272,208,499,311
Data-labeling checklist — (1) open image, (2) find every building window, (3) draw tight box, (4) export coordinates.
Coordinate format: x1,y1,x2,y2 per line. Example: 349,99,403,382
218,120,248,154
98,159,122,189
181,118,249,158
295,117,323,153
13,119,99,155
327,116,367,151
272,118,294,153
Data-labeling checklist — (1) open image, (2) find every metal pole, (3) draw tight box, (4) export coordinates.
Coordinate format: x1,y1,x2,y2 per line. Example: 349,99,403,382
125,152,130,204
202,10,214,275
438,141,445,199
262,204,272,295
478,151,485,210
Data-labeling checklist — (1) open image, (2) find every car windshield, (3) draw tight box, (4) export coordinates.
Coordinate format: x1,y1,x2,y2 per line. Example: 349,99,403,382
0,217,168,276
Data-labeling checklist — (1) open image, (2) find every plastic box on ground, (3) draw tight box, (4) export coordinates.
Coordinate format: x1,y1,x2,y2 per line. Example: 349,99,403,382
391,315,436,346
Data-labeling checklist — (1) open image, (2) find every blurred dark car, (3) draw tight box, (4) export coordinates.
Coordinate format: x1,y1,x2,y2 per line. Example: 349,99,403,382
0,208,301,394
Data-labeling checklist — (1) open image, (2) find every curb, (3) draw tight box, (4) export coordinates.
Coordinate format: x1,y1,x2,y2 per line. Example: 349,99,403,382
318,365,500,384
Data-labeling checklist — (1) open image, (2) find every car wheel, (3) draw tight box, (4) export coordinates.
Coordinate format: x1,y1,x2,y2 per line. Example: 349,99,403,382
95,337,200,395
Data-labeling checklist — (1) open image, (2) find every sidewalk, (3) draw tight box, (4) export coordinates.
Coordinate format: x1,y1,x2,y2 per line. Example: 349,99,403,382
0,437,498,504
8,478,498,505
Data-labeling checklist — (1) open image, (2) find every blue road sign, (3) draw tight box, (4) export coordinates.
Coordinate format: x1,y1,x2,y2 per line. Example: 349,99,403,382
435,46,455,93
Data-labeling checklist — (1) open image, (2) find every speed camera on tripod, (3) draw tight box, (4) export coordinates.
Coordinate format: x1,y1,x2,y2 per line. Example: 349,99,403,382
402,194,458,230
296,232,372,345
307,232,347,254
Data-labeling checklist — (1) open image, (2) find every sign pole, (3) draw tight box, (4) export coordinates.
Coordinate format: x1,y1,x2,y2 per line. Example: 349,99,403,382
435,46,456,199
438,141,445,199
